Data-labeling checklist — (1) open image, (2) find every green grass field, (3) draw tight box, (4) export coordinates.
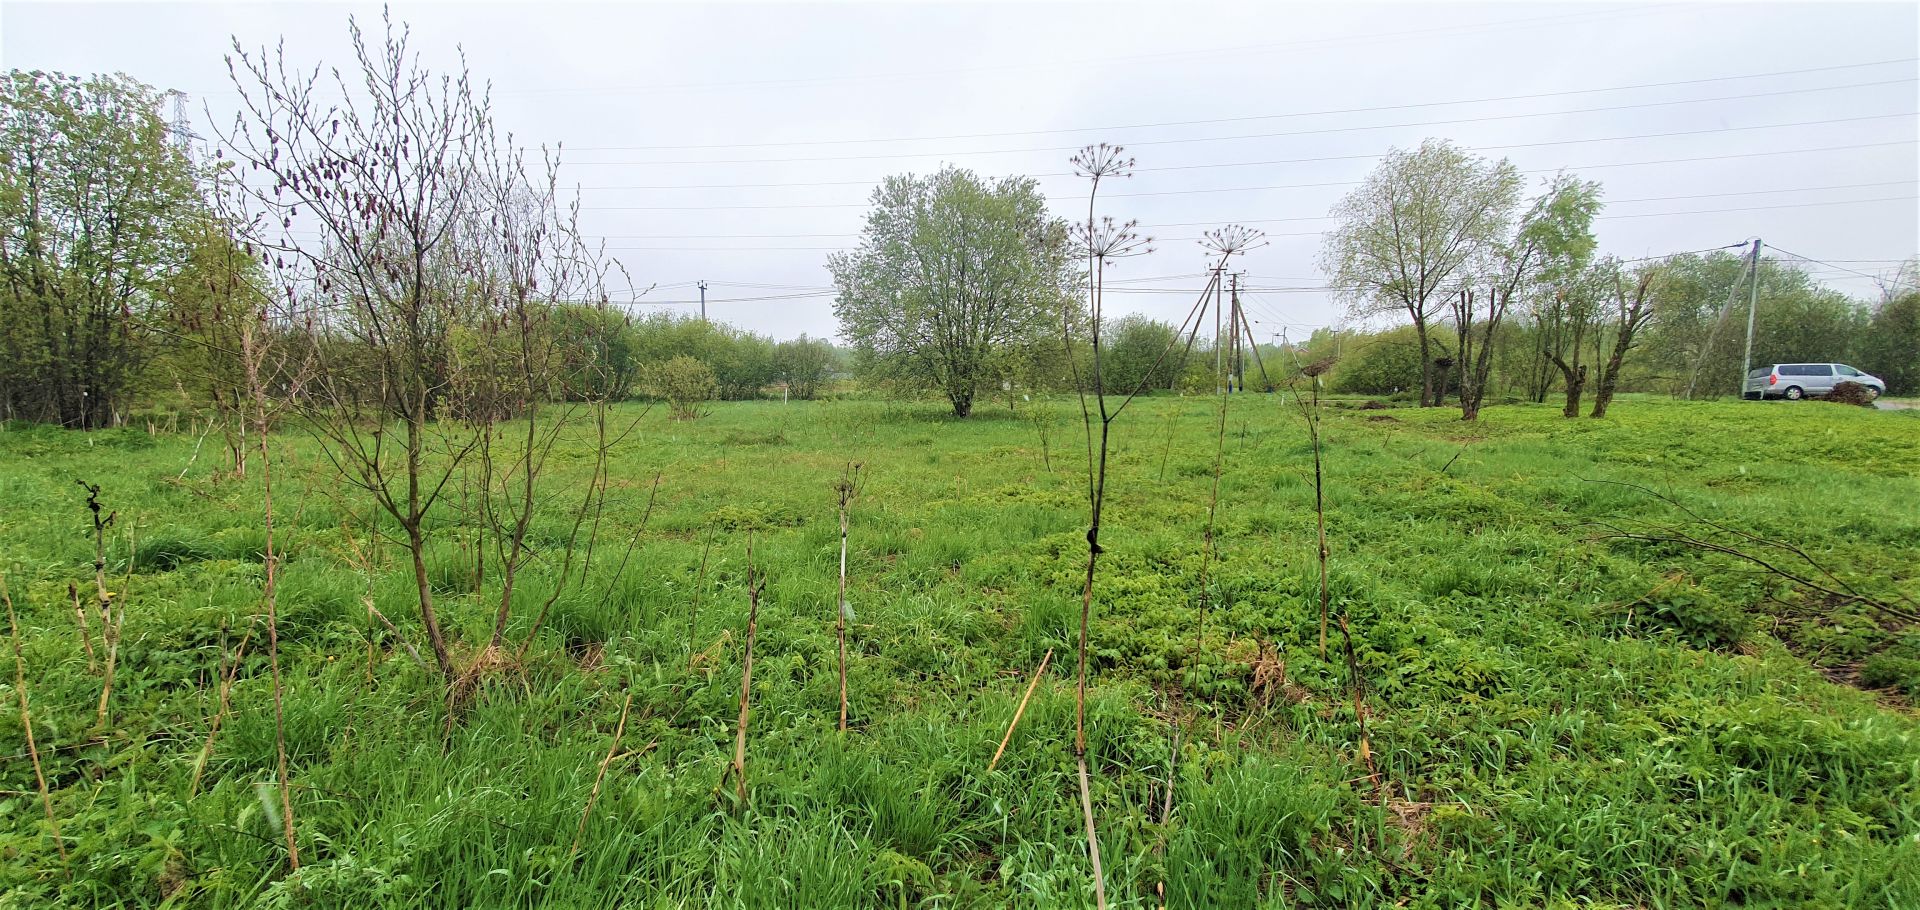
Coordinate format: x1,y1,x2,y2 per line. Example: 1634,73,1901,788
3,394,1918,909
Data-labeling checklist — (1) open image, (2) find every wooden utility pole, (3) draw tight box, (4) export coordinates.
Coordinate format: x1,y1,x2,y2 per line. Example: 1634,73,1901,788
1229,272,1244,393
1213,267,1226,395
699,280,708,322
1738,238,1762,398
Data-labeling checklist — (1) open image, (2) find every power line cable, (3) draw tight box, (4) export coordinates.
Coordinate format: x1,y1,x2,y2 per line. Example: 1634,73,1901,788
562,110,1915,167
562,58,1917,151
481,4,1681,97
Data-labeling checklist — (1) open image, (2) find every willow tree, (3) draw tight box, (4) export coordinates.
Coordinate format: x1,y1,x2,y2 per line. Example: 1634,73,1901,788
1321,139,1521,407
0,71,202,427
828,166,1076,417
1455,174,1601,420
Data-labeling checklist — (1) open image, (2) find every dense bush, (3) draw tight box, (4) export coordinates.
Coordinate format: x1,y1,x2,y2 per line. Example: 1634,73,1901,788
1331,325,1453,396
645,355,717,419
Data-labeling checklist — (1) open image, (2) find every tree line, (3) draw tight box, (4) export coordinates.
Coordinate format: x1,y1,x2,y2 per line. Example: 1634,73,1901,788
828,142,1916,417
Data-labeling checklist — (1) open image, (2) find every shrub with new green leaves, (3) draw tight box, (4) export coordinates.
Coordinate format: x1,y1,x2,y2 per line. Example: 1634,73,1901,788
645,355,717,419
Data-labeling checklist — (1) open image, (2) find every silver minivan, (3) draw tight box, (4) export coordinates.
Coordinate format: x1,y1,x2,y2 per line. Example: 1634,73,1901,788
1744,363,1885,400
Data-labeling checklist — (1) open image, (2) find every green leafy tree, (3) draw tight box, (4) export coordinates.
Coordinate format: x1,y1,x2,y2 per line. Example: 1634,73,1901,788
1099,314,1181,393
1321,139,1521,407
547,303,639,401
1456,174,1601,419
0,70,203,427
772,335,835,399
829,166,1075,417
1860,268,1918,395
646,355,717,419
1644,253,1870,398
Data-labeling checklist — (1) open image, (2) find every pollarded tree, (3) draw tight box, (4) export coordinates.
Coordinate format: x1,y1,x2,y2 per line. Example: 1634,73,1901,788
1321,139,1521,407
829,166,1076,417
1589,259,1659,418
1454,174,1601,420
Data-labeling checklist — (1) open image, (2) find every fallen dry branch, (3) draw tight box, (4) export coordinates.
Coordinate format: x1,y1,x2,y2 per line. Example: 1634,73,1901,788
1583,478,1918,624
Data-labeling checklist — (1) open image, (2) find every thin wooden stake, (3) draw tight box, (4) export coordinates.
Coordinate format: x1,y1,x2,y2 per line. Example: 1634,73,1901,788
571,691,633,855
4,573,67,867
986,648,1051,772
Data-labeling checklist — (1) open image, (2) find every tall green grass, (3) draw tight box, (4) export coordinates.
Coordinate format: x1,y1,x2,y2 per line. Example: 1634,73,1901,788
2,395,1917,907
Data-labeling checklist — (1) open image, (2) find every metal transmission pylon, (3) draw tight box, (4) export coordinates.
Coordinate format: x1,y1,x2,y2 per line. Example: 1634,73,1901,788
165,90,198,163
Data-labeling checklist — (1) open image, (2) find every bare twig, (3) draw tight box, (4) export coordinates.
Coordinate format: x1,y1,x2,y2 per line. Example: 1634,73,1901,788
987,648,1052,772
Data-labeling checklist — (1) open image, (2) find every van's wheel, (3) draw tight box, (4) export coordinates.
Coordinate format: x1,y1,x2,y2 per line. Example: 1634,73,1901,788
1866,386,1882,400
1783,386,1804,400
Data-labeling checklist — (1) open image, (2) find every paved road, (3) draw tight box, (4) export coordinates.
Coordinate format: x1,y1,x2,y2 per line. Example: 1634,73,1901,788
1874,399,1916,411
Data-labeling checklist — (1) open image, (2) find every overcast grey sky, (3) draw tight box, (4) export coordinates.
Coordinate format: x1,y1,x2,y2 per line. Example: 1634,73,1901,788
4,1,1915,340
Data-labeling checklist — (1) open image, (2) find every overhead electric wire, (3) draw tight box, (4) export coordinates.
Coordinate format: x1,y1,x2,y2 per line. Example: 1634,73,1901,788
578,179,1919,215
483,4,1680,97
563,109,1915,168
563,58,1917,152
1761,244,1900,281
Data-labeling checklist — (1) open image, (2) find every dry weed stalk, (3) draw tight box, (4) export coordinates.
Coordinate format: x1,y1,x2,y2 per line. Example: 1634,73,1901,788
1063,143,1151,910
4,573,67,866
1297,358,1336,659
240,313,300,870
722,540,765,811
189,621,256,795
834,462,862,731
78,481,123,729
571,690,633,855
986,648,1052,772
67,583,94,671
687,523,716,671
1336,615,1382,799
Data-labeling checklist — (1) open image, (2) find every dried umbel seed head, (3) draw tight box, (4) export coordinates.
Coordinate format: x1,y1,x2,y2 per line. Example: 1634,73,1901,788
1074,216,1154,261
1302,357,1337,378
1200,224,1267,258
1069,143,1136,181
